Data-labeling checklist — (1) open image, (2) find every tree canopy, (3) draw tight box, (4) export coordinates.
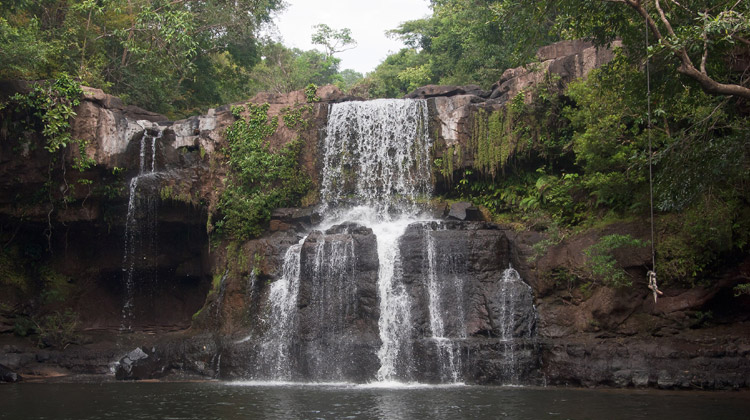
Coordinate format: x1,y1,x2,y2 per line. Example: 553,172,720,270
0,1,364,117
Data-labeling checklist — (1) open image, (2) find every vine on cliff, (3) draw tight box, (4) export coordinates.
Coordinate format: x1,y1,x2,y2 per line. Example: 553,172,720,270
8,75,94,171
215,103,311,240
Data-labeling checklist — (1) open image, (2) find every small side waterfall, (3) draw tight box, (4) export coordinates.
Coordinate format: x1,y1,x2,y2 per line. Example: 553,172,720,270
424,222,466,383
497,266,535,384
121,129,162,331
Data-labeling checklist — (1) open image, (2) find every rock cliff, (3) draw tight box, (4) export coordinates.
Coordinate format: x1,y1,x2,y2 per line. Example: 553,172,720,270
1,40,748,389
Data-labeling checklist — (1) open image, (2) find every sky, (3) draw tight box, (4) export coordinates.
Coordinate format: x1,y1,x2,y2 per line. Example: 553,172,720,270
269,0,433,75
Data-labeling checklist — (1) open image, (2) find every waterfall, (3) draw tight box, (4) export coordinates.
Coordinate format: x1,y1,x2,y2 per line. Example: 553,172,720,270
121,129,162,331
246,99,537,384
498,266,535,384
250,99,432,382
257,243,302,379
424,222,466,383
319,99,433,218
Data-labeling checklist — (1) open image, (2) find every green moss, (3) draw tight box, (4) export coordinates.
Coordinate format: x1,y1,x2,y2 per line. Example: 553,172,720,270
159,183,197,205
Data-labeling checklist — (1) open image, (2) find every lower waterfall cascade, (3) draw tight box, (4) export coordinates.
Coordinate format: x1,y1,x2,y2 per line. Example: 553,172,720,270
243,99,538,384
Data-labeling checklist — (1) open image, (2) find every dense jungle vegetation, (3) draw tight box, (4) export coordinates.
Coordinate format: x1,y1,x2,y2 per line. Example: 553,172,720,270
1,0,749,290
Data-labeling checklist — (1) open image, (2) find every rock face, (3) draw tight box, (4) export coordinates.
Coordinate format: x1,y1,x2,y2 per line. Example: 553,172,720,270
2,41,749,390
418,39,621,165
217,220,539,384
447,201,484,221
397,221,538,384
490,39,620,103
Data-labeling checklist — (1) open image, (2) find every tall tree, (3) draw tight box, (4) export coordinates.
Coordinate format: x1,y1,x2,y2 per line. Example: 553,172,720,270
311,24,357,59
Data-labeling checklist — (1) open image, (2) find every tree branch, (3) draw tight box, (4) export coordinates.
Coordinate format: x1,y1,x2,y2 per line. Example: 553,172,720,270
700,17,709,75
617,0,750,100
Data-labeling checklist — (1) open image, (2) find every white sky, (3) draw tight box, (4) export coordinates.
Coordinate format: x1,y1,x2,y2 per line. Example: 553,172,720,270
269,0,433,75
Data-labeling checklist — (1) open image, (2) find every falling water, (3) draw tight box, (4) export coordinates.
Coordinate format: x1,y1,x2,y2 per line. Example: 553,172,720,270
245,99,539,384
498,266,534,384
253,99,433,382
424,222,466,383
303,226,359,379
323,100,434,383
257,243,302,379
319,99,433,217
121,129,162,331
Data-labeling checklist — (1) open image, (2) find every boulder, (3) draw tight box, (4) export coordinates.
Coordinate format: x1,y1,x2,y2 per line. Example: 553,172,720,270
489,40,621,104
0,364,21,382
447,201,484,221
114,347,168,380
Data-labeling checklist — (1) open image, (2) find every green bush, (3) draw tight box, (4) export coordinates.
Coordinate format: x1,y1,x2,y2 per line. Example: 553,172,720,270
35,310,80,349
583,234,648,288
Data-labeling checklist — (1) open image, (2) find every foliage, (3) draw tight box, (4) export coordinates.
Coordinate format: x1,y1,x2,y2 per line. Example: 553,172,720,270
656,195,748,285
35,310,80,349
443,40,748,288
13,316,37,337
10,75,83,154
241,42,345,96
583,234,649,287
387,0,553,90
311,24,357,58
0,246,32,293
305,84,320,103
735,283,750,297
0,0,285,117
215,103,311,240
490,0,750,99
357,48,428,98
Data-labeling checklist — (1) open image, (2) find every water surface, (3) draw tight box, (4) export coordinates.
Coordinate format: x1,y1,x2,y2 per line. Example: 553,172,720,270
2,382,748,419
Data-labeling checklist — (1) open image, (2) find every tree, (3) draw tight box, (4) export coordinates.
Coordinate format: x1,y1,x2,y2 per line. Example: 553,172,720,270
246,42,344,94
311,24,357,58
388,0,557,88
0,0,285,116
491,0,750,100
617,0,750,99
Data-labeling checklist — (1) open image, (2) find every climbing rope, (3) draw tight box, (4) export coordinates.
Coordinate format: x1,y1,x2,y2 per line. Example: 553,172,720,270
645,17,660,303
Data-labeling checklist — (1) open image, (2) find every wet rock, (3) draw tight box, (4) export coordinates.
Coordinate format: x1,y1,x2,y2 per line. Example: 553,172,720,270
271,207,322,227
295,223,381,381
0,364,21,382
447,201,484,221
115,347,168,380
398,221,539,384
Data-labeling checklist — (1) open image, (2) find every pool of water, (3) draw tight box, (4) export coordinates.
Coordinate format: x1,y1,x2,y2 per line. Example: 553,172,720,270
2,381,748,419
